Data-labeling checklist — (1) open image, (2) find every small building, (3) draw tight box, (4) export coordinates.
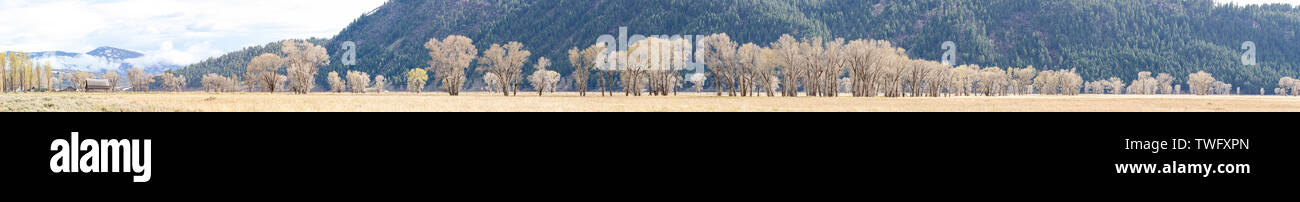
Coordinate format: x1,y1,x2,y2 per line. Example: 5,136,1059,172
84,79,112,92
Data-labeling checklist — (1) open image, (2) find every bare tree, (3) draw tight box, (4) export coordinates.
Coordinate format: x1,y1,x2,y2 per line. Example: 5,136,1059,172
1085,81,1105,94
1105,77,1125,95
753,48,778,96
976,67,1008,96
569,44,605,96
283,40,330,94
71,71,92,91
247,53,284,93
647,37,690,96
1034,69,1081,95
201,74,240,92
1060,69,1083,95
425,35,477,96
327,71,346,93
949,65,977,96
1210,81,1233,95
905,59,937,97
1279,77,1297,96
818,38,849,97
772,35,802,97
669,74,682,95
406,68,428,93
923,62,951,97
158,73,186,92
0,53,5,91
347,71,371,93
176,74,189,92
527,57,561,96
480,42,531,96
882,54,913,97
729,42,782,97
103,71,121,92
626,37,673,96
618,47,646,96
737,43,765,96
625,37,688,96
1187,71,1216,95
698,33,739,96
373,75,387,93
846,39,908,97
126,67,152,92
201,74,221,92
1011,66,1036,95
1284,77,1294,95
767,75,781,94
42,63,53,91
230,75,243,92
1156,73,1175,94
797,38,825,96
1127,72,1160,95
594,44,619,96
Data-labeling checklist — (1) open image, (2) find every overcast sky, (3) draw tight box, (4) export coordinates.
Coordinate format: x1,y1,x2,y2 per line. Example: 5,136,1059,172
0,0,1292,65
0,0,387,65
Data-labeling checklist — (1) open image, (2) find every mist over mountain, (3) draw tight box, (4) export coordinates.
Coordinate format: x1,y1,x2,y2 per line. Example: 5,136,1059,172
24,46,182,75
174,0,1300,92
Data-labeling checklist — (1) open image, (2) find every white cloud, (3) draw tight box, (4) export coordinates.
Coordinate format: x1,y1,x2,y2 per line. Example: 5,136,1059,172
0,0,387,65
125,40,223,67
32,53,121,72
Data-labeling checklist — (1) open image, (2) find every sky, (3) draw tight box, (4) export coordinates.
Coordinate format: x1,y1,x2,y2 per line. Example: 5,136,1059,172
0,0,388,65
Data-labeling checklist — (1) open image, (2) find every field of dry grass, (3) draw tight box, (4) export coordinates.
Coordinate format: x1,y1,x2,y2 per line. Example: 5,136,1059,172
3,92,1299,112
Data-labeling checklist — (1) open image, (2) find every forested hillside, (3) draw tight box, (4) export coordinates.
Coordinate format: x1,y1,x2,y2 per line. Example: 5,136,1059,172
173,0,1300,92
169,38,328,87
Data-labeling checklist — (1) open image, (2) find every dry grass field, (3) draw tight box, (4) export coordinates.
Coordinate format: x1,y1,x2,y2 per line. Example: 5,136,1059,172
3,92,1299,112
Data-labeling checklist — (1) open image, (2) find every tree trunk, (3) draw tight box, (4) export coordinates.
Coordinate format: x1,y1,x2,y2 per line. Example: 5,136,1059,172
717,75,728,96
598,74,606,96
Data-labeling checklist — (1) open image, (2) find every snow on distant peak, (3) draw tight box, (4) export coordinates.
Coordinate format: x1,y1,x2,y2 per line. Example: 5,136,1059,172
85,47,144,61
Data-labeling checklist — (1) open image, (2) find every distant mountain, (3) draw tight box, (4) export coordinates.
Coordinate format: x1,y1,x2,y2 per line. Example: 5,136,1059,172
27,51,80,58
85,47,145,63
26,46,182,74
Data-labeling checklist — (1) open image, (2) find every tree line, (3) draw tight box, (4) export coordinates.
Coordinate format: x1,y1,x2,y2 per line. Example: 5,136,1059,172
29,34,1300,97
393,33,1300,97
1,52,55,92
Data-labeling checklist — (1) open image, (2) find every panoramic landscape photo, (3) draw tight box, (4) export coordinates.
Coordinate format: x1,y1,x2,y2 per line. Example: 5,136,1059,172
2,0,1299,112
